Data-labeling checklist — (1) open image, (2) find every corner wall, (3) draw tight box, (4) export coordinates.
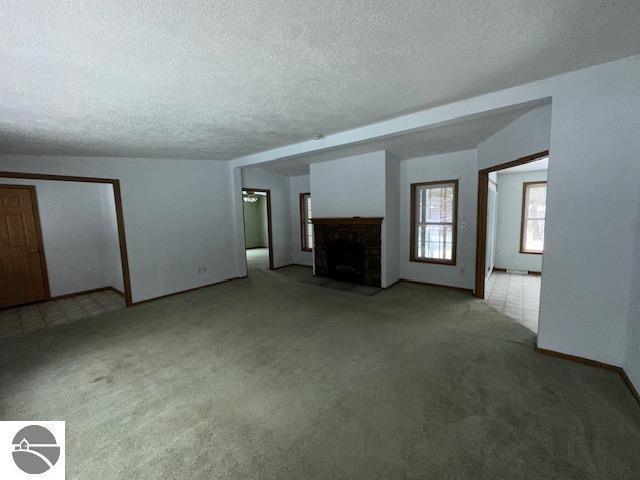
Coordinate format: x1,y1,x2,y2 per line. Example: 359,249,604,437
537,58,640,368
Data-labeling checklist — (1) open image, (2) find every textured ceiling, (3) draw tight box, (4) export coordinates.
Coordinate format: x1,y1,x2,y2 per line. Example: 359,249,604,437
255,103,541,176
1,1,640,160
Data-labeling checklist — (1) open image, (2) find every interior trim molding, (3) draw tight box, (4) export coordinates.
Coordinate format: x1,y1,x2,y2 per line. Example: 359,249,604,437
535,346,620,371
475,150,550,299
620,370,640,408
398,278,473,294
0,170,133,307
535,347,640,407
50,286,124,301
131,275,247,306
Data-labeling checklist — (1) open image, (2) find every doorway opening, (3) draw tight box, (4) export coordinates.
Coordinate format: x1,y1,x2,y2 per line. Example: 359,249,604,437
242,188,273,273
475,151,548,332
0,172,132,309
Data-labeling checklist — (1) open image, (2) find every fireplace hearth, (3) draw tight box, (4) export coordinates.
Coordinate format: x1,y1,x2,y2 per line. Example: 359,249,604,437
312,218,382,287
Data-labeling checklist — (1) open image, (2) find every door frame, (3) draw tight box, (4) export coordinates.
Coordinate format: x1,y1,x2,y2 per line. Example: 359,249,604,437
474,150,549,298
0,171,133,307
242,188,274,270
0,184,51,304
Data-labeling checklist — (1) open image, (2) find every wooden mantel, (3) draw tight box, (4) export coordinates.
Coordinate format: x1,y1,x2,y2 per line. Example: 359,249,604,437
311,217,384,225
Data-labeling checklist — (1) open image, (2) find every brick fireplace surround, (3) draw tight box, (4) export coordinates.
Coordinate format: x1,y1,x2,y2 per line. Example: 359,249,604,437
312,218,383,288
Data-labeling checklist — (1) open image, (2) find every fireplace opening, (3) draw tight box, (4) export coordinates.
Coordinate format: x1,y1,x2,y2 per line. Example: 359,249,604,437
327,239,365,284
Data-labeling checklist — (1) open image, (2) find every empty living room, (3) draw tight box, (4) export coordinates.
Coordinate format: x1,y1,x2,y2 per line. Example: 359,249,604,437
1,2,640,479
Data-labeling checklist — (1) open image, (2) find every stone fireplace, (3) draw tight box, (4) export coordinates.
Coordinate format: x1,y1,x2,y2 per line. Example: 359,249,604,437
312,218,382,287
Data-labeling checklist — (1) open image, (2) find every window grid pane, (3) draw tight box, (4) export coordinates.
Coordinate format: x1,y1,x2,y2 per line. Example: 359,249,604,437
522,182,547,253
300,193,313,250
414,182,456,262
525,219,545,252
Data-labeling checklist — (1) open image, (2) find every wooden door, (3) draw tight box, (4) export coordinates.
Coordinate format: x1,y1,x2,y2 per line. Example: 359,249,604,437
0,185,48,308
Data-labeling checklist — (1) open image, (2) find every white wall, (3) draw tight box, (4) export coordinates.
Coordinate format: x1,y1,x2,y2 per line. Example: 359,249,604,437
0,178,123,297
289,175,313,266
241,166,292,268
400,150,477,290
625,188,640,393
477,105,551,170
494,170,547,272
310,151,387,218
0,156,239,303
535,58,640,369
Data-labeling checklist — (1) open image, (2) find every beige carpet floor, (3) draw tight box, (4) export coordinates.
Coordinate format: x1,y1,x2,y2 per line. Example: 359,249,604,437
1,266,638,479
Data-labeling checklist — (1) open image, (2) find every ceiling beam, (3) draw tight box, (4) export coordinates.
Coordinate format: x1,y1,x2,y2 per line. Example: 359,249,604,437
230,77,553,169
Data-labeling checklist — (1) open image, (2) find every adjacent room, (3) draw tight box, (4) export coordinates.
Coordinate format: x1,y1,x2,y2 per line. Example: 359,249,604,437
1,2,639,479
484,155,548,332
242,189,271,272
0,177,127,337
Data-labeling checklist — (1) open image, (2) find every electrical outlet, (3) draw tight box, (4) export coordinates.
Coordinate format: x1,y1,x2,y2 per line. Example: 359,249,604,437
197,267,207,274
460,267,465,274
461,222,467,229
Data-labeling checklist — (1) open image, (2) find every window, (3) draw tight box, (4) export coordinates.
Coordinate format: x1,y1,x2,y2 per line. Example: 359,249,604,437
300,193,313,251
520,181,547,254
410,180,458,264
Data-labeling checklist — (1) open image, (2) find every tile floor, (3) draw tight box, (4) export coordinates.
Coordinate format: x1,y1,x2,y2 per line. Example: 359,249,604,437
485,270,541,332
246,247,270,271
0,289,125,338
